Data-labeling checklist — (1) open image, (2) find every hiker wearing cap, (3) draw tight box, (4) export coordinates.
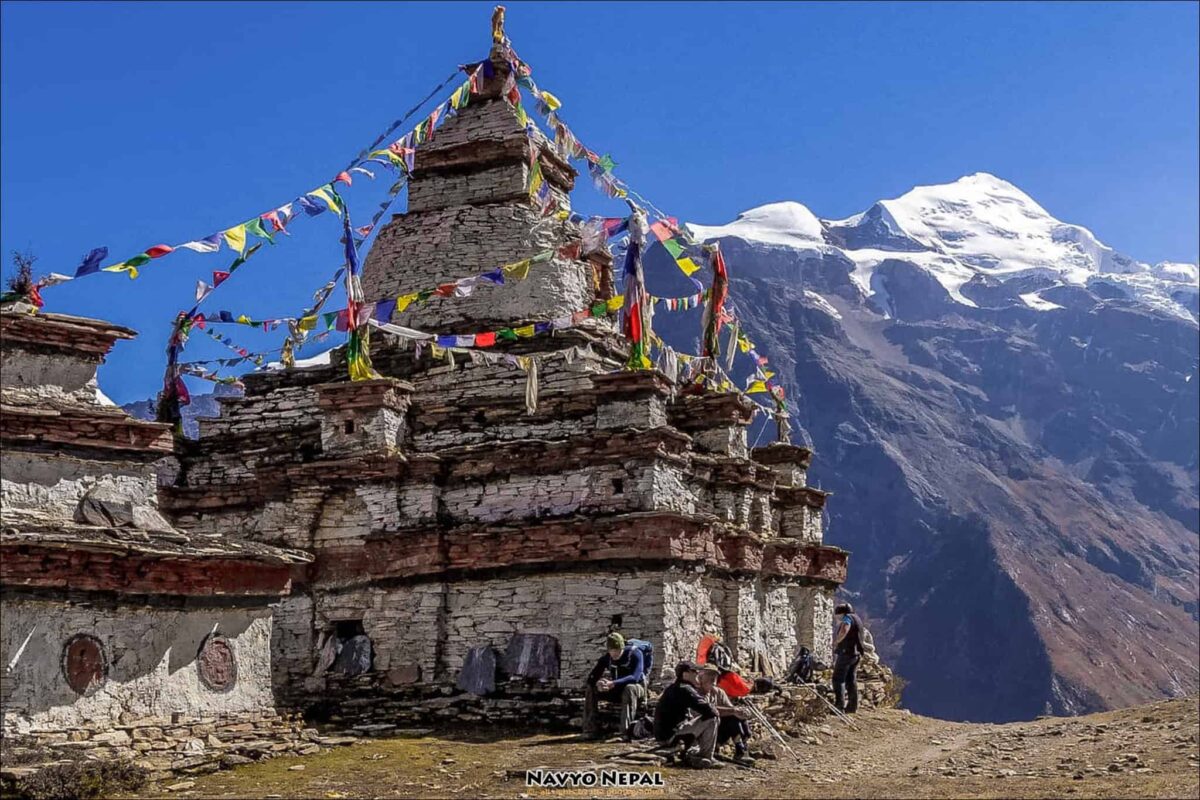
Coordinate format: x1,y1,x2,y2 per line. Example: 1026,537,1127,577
832,602,865,714
696,663,755,765
653,661,723,769
582,632,647,739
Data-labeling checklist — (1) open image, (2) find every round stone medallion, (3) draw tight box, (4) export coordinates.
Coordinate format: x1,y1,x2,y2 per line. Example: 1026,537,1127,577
62,634,106,696
197,634,237,691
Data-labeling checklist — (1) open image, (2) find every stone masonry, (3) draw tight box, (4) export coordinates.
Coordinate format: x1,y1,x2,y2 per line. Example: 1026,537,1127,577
161,34,849,725
0,310,311,770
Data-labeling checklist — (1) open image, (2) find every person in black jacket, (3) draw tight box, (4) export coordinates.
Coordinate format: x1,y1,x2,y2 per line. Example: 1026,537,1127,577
582,633,646,738
832,603,865,713
653,661,723,769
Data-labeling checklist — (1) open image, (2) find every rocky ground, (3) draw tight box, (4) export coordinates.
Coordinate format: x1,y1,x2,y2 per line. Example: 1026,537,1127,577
128,696,1198,799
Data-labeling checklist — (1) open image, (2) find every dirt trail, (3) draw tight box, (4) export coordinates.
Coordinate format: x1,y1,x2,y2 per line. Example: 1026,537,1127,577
136,697,1198,799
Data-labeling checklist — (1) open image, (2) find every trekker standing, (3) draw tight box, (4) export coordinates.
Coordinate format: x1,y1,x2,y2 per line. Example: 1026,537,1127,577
832,603,865,714
582,633,646,738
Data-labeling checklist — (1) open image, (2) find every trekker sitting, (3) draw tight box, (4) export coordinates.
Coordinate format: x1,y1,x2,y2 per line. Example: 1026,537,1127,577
832,603,865,714
652,661,723,769
697,663,755,765
582,633,646,739
786,645,815,684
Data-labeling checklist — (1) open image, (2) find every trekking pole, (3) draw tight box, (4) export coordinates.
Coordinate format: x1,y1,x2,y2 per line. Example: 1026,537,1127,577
794,681,858,730
741,700,800,761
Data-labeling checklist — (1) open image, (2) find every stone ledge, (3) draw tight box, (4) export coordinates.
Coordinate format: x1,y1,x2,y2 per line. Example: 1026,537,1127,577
1,403,174,454
0,310,136,358
309,511,845,588
752,442,814,470
775,484,831,509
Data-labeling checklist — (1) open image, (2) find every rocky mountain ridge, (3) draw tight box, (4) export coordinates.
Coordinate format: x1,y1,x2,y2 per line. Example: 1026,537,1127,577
675,172,1198,721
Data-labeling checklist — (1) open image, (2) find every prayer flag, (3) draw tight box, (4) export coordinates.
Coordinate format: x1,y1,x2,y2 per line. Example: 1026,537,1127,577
436,335,455,347
298,316,317,331
73,246,108,277
502,259,531,281
606,295,624,312
513,324,535,338
395,293,419,312
481,269,504,284
455,335,475,347
333,171,353,187
262,210,288,235
540,90,561,111
146,244,174,258
245,217,274,244
103,252,151,278
195,280,210,302
322,312,338,330
178,234,221,254
675,257,701,276
223,224,247,255
296,196,325,217
374,299,396,322
212,270,230,287
475,331,496,347
308,186,341,215
649,221,674,242
662,239,685,258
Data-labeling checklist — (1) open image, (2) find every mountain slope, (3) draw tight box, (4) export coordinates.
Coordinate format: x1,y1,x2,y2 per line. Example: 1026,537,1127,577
681,173,1199,722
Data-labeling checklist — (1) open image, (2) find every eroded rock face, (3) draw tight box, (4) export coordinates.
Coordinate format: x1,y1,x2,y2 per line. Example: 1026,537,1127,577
672,184,1198,722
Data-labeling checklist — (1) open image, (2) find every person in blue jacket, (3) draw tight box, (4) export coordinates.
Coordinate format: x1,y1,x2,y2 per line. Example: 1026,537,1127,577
582,632,646,739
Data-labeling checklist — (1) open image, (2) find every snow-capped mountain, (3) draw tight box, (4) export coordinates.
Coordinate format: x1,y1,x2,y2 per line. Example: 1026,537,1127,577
689,172,1199,322
661,173,1198,723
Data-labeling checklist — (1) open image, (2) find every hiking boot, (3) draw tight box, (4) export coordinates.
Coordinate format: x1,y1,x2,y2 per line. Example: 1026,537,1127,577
686,755,725,769
734,744,756,766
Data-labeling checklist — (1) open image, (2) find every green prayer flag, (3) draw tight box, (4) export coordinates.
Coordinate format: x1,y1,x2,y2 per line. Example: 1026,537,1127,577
591,301,607,317
497,328,518,342
126,253,152,268
598,154,616,173
662,239,685,258
245,217,275,244
229,243,264,272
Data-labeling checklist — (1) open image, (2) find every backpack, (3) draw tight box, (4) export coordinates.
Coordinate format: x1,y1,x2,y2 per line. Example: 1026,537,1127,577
626,638,654,678
707,641,735,673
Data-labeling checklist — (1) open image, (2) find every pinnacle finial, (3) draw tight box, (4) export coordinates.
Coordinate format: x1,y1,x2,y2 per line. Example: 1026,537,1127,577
491,6,506,44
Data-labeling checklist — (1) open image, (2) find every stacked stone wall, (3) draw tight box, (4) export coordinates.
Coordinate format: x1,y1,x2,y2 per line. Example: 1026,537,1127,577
0,598,275,733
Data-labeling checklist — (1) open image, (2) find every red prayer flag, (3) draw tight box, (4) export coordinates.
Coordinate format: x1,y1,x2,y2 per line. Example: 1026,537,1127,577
212,271,230,287
262,210,287,234
435,284,456,297
475,332,496,347
146,244,174,258
333,171,353,187
649,221,673,242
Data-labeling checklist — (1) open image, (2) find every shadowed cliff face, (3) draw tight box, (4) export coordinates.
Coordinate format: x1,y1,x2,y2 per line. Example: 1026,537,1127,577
661,211,1198,721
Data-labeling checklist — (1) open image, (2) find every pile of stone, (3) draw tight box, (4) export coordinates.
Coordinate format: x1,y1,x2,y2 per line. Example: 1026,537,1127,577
0,710,355,789
751,662,898,738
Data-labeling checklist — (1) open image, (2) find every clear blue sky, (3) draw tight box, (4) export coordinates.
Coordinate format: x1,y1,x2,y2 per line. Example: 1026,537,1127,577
2,1,1197,403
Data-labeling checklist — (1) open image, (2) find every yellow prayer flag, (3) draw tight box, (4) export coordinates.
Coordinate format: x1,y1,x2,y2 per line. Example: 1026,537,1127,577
513,324,535,338
102,262,139,279
737,336,751,353
236,315,252,325
675,257,701,276
298,315,317,331
762,370,775,380
395,293,419,313
309,187,341,216
223,224,247,255
746,380,768,394
606,295,624,313
503,259,532,281
541,91,562,111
